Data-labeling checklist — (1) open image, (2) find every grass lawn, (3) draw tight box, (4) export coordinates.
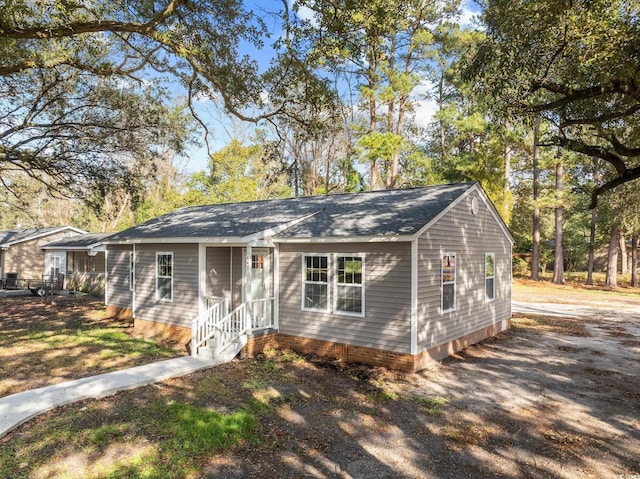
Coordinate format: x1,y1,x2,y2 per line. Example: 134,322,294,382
1,281,638,478
0,295,181,397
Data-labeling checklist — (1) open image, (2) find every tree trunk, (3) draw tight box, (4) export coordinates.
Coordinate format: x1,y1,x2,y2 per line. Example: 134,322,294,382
605,225,620,288
586,158,600,285
503,121,512,221
632,235,638,287
619,231,628,275
531,116,541,280
552,160,565,285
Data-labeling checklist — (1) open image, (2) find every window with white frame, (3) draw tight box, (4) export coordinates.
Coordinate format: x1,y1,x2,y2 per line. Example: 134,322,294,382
156,252,173,301
129,251,135,292
485,253,495,301
303,255,329,311
442,253,456,312
335,256,364,315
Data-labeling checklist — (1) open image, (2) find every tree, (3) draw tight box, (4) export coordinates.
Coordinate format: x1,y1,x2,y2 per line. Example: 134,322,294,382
0,66,191,205
297,0,459,189
531,117,542,280
191,139,291,204
552,155,565,285
0,0,325,203
469,0,640,207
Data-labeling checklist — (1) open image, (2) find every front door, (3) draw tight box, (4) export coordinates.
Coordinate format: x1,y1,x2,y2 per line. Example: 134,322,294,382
249,248,271,328
250,249,269,301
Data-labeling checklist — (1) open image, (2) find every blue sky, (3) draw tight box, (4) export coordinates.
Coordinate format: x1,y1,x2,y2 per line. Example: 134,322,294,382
180,0,482,175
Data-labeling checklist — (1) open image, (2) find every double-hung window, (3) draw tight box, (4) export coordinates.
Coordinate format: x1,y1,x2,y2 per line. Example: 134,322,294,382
303,255,329,311
335,256,364,315
156,252,173,302
442,253,456,312
485,253,495,301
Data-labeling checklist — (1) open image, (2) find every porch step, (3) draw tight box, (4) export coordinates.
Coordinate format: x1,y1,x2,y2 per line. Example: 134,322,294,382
197,334,248,363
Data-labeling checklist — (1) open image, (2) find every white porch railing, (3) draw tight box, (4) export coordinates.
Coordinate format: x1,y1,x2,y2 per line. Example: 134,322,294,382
192,297,275,359
192,296,229,356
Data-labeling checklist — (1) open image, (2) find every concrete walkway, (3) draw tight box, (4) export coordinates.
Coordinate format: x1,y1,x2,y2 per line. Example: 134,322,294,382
0,356,217,439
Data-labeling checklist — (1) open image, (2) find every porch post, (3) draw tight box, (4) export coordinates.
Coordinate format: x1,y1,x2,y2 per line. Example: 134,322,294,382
245,244,253,332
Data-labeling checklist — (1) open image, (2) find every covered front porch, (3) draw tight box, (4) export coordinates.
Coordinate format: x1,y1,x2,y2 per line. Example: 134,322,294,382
192,244,278,360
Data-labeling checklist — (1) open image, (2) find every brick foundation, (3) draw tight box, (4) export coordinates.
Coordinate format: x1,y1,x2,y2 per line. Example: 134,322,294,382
134,317,192,351
242,320,510,372
106,305,133,320
113,312,510,372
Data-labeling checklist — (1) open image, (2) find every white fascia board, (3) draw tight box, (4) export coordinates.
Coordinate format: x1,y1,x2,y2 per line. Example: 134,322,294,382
104,236,245,245
5,226,86,246
410,183,514,245
411,183,477,241
476,188,516,245
273,235,413,244
41,243,106,251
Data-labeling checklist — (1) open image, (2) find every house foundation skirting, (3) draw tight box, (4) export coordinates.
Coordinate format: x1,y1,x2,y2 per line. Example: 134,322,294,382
106,305,133,320
243,320,510,372
105,309,510,372
133,318,192,349
242,320,510,372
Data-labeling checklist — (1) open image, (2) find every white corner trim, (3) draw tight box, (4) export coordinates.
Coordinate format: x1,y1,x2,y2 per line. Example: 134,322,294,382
410,239,418,356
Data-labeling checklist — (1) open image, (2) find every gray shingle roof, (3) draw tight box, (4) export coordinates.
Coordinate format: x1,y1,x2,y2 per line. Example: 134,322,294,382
0,227,78,246
42,233,112,249
106,183,476,242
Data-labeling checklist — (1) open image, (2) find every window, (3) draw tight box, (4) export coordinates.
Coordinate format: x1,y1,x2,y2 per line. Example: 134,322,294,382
335,256,364,315
303,255,329,311
485,253,495,301
156,252,173,302
442,253,456,312
129,251,135,292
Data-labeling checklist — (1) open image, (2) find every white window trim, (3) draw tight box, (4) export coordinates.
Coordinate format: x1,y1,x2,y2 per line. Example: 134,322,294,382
156,252,174,302
441,252,456,313
301,254,330,312
485,252,495,302
129,251,135,292
333,253,365,317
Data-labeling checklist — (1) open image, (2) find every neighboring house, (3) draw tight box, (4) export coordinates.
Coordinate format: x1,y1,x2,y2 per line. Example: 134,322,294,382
0,226,85,285
104,182,514,372
41,233,111,297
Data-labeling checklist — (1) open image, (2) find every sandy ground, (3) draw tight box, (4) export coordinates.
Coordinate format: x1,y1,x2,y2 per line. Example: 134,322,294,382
200,288,640,479
2,284,639,478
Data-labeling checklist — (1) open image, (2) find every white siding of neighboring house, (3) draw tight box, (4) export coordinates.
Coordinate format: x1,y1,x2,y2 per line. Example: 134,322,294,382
278,242,413,354
417,189,512,351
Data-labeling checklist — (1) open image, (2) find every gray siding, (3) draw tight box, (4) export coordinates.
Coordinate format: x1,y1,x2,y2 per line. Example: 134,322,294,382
231,247,243,308
279,242,412,354
206,247,232,301
134,243,199,328
417,190,512,351
105,245,132,309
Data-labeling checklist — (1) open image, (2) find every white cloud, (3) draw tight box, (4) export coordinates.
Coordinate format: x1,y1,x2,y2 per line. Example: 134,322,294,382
413,80,439,129
457,1,482,29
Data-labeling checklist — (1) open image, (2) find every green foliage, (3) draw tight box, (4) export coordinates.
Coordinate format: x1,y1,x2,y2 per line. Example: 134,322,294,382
469,0,640,206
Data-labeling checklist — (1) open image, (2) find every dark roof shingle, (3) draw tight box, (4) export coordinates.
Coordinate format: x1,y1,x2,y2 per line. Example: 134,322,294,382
106,183,476,242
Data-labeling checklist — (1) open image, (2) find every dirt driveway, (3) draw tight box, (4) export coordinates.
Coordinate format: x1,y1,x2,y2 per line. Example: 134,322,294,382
2,285,639,478
197,296,640,479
